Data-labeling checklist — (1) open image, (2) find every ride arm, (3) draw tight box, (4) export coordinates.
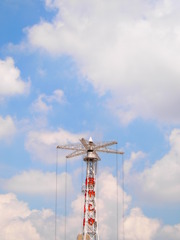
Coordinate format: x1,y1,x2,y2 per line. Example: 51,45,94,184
66,150,86,158
56,144,84,151
96,148,124,154
93,141,117,150
80,138,89,149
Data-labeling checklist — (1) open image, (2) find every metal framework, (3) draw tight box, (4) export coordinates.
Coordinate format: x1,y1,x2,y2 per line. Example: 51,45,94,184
57,137,124,240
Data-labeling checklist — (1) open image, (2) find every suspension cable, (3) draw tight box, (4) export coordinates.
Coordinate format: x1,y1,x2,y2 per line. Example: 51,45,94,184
122,153,125,240
55,149,58,240
116,143,119,240
65,157,67,240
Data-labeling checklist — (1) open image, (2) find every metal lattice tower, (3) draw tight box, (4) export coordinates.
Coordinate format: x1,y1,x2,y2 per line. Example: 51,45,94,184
57,137,124,240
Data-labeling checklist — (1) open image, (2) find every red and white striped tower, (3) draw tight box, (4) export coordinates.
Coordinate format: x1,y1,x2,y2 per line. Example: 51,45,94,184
57,137,124,240
82,141,99,239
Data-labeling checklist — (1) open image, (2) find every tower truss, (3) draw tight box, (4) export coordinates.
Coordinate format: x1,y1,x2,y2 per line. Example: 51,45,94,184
57,137,124,240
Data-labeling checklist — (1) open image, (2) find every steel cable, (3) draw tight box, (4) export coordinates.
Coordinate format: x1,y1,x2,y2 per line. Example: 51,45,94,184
122,153,125,240
65,157,67,240
116,143,119,240
55,149,58,240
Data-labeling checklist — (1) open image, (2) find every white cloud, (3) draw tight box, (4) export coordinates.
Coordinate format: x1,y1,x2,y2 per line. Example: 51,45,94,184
154,223,180,240
1,220,40,240
47,89,64,103
25,128,89,164
0,57,30,98
97,170,131,239
0,193,40,240
53,169,180,240
31,89,65,114
0,193,30,221
0,169,179,240
1,170,73,196
124,208,160,240
26,0,180,124
32,95,52,113
124,151,146,175
0,115,16,142
129,128,180,204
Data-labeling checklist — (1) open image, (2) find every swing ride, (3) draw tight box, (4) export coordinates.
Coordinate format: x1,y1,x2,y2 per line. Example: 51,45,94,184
57,137,124,240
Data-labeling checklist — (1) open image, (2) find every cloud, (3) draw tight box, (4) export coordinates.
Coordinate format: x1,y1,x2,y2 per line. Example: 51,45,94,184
25,128,89,164
1,170,73,196
154,223,180,240
0,193,40,240
26,0,180,124
0,115,16,142
0,57,30,98
129,128,180,204
32,168,180,240
124,151,146,175
0,169,180,240
124,208,160,240
31,89,65,114
97,170,131,239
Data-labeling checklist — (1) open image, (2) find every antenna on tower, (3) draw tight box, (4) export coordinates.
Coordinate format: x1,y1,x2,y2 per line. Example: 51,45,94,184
57,138,124,240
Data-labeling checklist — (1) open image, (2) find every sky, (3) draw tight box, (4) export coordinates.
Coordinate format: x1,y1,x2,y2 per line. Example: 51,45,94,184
0,0,180,239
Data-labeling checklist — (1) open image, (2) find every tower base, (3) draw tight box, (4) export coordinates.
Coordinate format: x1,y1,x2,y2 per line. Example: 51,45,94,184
77,233,90,240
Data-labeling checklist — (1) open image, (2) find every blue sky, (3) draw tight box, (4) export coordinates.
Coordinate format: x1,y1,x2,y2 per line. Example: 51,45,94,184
0,0,180,239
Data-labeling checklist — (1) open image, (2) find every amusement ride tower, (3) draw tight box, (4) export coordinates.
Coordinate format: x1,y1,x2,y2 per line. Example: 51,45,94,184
57,137,124,240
